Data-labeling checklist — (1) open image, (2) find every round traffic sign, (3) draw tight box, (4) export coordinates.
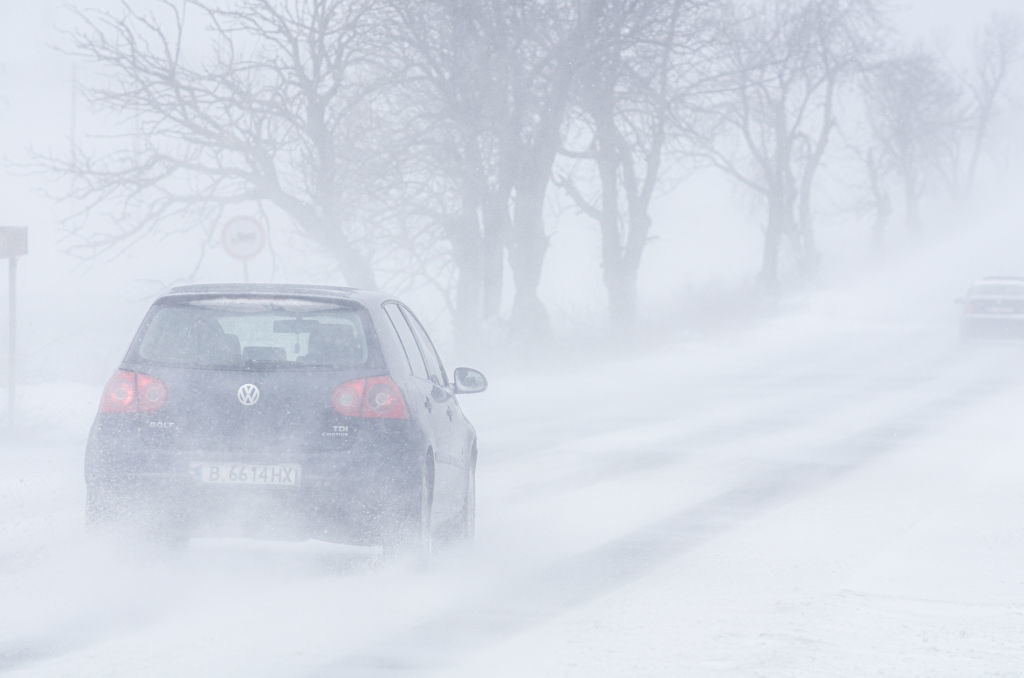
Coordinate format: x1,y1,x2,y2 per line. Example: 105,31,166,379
221,216,266,261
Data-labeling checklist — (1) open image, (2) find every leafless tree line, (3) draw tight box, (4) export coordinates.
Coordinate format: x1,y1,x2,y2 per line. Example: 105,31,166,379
49,0,1024,343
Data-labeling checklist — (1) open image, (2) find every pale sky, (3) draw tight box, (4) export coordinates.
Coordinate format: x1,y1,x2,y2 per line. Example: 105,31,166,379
896,0,1021,35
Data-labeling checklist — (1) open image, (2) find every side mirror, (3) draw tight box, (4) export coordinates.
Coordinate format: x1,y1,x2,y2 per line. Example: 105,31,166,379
453,367,488,394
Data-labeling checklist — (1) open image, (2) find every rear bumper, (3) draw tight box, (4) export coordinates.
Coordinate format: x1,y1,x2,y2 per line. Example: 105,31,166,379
85,442,422,543
961,315,1024,340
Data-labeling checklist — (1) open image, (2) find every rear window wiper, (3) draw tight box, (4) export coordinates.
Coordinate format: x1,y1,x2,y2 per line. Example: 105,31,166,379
242,360,339,369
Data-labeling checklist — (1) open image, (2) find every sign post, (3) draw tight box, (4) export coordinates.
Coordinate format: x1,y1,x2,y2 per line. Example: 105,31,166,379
1,227,28,431
221,217,266,281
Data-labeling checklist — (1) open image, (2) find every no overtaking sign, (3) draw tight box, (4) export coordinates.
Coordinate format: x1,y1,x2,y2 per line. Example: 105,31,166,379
221,216,266,262
0,226,27,259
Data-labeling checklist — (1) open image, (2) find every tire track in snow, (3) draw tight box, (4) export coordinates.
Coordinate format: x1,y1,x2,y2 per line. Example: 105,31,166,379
492,342,1006,506
2,343,1016,675
311,377,1013,677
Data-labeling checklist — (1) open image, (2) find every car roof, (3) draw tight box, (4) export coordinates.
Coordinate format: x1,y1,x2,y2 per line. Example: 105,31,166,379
978,276,1024,284
164,283,390,305
968,278,1024,296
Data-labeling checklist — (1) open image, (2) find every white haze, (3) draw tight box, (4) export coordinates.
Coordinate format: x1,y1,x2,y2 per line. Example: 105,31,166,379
3,1,1024,677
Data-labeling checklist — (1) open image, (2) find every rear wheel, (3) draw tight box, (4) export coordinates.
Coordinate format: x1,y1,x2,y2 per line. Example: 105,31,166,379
381,453,433,565
148,530,190,551
85,486,188,550
959,323,974,346
84,487,109,527
456,452,476,544
85,484,126,530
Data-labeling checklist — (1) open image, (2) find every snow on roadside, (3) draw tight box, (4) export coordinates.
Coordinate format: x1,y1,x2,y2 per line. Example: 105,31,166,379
445,378,1024,678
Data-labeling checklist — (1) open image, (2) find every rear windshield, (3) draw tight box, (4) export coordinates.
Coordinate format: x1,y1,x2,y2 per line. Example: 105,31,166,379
970,283,1024,297
129,297,378,369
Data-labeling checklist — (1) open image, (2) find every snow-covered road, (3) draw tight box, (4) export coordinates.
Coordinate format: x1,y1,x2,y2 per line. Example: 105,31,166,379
2,272,1024,677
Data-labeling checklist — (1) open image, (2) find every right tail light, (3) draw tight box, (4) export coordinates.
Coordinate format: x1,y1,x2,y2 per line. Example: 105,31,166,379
332,377,409,419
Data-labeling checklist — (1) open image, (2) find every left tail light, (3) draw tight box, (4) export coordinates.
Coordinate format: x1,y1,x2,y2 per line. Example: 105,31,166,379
100,370,167,413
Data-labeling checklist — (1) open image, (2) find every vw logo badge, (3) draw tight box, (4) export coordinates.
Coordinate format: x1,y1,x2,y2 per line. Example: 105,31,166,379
237,383,260,406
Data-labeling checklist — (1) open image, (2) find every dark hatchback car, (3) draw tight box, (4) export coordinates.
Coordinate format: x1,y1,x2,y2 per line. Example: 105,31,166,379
85,284,487,558
958,277,1024,343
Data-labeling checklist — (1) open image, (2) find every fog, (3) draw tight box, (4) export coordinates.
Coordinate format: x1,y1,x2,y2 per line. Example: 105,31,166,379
3,1,1024,676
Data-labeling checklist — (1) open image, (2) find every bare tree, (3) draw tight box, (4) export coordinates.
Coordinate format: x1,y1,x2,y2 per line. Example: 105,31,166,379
698,0,880,287
950,10,1024,200
385,0,517,344
389,0,607,344
50,0,410,288
844,12,1022,248
856,146,893,251
862,47,967,232
502,1,607,342
558,0,722,335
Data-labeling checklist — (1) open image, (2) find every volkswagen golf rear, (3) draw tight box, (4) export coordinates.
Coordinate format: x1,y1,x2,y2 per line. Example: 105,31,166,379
84,284,487,558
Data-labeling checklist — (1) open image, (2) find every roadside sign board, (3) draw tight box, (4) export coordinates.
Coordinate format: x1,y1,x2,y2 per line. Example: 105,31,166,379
221,217,266,262
0,226,27,259
3,226,26,431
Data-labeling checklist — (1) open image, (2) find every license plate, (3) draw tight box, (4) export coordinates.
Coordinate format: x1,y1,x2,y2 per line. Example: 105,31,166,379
189,462,301,486
985,306,1016,314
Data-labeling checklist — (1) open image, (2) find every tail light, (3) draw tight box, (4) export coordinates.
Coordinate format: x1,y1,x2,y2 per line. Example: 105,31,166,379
331,379,365,417
100,370,167,413
331,377,409,419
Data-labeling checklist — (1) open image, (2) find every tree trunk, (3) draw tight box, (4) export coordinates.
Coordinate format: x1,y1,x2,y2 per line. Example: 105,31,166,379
760,196,785,289
508,169,552,344
449,209,484,349
797,218,821,278
872,203,890,254
333,242,378,290
507,110,566,346
504,3,600,346
600,134,644,340
904,178,923,232
617,209,650,339
795,77,835,280
606,264,638,341
592,93,630,338
866,152,890,254
481,191,509,321
796,167,822,279
302,215,378,289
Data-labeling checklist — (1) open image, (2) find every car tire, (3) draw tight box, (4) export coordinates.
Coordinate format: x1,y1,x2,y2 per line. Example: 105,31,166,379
85,485,119,528
86,487,188,550
456,452,476,544
148,530,190,551
959,324,971,344
381,453,433,566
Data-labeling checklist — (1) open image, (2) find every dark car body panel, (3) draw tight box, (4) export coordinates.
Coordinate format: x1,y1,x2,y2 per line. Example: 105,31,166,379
85,284,478,545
